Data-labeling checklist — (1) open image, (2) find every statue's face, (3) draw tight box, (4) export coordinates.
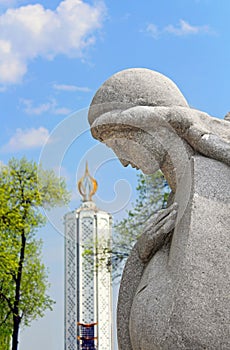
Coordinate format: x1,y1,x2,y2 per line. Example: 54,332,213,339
91,115,182,190
104,130,161,175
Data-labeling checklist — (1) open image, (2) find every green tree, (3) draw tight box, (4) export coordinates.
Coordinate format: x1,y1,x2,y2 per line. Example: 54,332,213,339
0,300,11,350
0,157,70,350
111,171,169,279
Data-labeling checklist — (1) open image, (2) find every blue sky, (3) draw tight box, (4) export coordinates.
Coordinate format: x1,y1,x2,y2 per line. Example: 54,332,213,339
0,0,229,349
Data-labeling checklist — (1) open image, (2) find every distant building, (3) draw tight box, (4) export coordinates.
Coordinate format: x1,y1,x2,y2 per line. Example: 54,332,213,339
64,163,113,350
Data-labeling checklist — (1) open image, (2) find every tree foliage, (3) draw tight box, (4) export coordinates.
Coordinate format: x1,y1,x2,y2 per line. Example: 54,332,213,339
111,171,169,279
0,157,70,350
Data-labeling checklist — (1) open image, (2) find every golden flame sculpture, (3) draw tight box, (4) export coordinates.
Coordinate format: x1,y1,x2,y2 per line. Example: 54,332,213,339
78,162,98,202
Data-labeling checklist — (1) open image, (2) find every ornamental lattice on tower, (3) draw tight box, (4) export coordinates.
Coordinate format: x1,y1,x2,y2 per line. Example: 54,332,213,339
64,163,113,350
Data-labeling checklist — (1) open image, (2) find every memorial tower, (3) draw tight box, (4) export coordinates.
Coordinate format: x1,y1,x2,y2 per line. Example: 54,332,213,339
64,163,113,350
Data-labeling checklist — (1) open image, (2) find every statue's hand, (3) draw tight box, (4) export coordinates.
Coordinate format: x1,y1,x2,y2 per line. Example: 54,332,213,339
137,203,178,263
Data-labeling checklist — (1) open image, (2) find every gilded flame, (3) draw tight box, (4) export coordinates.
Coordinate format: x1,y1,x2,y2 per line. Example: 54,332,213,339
78,162,98,202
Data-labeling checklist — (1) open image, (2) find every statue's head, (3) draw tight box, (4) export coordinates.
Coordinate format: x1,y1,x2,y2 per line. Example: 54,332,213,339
88,68,188,126
88,69,190,190
88,68,230,192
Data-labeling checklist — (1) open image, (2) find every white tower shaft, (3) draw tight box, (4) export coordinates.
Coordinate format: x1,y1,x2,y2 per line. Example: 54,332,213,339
64,165,113,350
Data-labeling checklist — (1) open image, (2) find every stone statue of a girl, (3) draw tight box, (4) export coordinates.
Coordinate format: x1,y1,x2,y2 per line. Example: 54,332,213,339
88,68,230,350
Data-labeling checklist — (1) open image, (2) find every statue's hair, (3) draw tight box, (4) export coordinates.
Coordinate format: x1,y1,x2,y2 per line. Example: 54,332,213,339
89,68,230,167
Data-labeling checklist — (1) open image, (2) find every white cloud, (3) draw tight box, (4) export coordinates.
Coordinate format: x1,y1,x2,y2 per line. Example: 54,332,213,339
21,99,54,115
0,0,105,84
165,20,212,36
53,83,91,92
20,98,71,115
145,23,159,39
146,19,213,38
1,127,50,152
53,107,71,115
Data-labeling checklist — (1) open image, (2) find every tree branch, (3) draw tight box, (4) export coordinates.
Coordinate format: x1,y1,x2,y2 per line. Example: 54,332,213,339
0,308,11,327
0,292,14,313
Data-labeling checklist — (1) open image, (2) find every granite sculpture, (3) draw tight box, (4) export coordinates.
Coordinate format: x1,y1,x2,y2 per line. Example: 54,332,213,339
88,68,230,350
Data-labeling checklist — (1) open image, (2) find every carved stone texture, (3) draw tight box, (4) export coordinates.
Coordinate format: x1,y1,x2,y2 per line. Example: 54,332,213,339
88,68,230,350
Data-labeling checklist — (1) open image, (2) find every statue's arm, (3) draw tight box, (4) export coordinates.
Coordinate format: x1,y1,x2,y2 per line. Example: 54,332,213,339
187,131,230,167
163,106,230,167
117,203,178,350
